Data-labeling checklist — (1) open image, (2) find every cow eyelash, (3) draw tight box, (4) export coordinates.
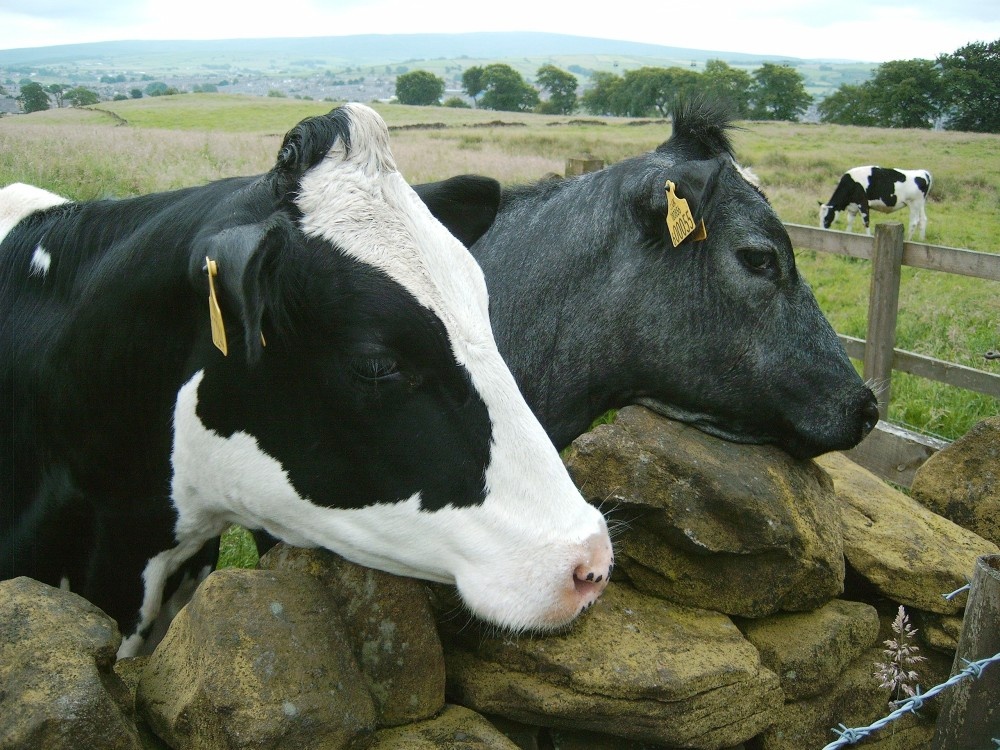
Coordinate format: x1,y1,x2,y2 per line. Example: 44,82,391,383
351,356,401,382
739,248,778,275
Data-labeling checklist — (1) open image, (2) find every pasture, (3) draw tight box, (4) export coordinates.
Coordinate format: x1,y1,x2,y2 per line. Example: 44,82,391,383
1,94,997,443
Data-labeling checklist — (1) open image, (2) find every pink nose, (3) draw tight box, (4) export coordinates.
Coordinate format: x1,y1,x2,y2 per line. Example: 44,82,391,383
571,531,614,612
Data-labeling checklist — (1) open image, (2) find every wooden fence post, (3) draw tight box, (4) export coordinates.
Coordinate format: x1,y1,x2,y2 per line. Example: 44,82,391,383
565,157,604,176
864,222,905,419
932,554,1000,748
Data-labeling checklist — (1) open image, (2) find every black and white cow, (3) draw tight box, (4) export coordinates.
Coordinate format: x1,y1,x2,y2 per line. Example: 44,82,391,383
0,104,612,656
820,165,932,240
415,100,880,459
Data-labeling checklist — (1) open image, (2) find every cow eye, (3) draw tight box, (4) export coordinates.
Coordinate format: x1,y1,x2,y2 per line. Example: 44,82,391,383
739,247,778,276
351,356,401,382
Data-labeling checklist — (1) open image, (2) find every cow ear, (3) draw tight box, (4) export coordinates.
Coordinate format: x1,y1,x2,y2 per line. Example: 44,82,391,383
412,175,502,248
194,214,296,363
660,155,727,248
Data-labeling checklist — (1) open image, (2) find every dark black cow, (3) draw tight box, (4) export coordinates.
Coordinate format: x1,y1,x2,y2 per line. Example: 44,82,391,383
0,104,612,655
416,100,879,458
820,165,932,240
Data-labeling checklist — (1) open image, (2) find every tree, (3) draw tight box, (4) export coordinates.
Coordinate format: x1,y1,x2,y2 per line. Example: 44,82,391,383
818,83,878,126
749,63,812,121
536,64,577,114
443,96,471,108
701,60,752,118
45,83,67,108
867,59,942,128
478,64,539,112
16,81,50,113
618,66,700,117
938,39,1000,133
581,71,624,116
130,88,143,99
819,59,942,129
395,70,445,106
65,86,99,107
461,66,485,107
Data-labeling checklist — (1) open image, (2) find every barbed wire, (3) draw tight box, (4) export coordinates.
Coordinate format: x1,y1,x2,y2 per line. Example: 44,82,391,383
942,582,971,601
821,652,1000,749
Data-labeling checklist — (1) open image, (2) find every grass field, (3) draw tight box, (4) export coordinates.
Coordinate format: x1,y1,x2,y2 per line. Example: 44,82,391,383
2,94,997,443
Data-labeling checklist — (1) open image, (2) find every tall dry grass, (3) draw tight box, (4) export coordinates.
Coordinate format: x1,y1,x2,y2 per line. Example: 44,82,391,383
2,99,997,439
0,114,277,199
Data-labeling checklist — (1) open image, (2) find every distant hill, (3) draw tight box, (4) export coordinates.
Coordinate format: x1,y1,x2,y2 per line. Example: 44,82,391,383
0,32,874,101
0,31,862,69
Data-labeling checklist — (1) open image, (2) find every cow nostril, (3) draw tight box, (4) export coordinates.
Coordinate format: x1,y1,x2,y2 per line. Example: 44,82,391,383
573,563,611,598
861,397,880,434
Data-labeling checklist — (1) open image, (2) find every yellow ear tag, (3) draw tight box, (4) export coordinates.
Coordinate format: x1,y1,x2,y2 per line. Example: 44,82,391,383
206,257,228,356
665,180,706,247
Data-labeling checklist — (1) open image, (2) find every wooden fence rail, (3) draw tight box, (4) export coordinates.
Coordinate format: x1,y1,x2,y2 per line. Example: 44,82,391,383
785,222,1000,486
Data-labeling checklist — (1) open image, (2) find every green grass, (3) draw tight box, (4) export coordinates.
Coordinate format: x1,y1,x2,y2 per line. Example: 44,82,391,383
1,95,997,442
218,525,259,569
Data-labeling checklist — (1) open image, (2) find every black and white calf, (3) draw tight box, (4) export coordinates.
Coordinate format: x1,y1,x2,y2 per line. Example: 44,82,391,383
0,104,612,656
819,165,932,241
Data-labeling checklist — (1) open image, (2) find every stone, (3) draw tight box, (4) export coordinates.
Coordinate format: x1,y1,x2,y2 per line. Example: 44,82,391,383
114,656,172,750
817,452,998,614
549,727,738,748
0,577,143,750
912,610,963,654
260,544,445,726
754,648,934,750
368,705,520,749
910,416,1000,548
735,599,880,700
137,567,377,749
441,582,782,750
564,406,845,617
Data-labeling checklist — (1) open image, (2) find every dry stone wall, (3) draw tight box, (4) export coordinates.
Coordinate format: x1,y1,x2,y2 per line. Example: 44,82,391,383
1,406,997,749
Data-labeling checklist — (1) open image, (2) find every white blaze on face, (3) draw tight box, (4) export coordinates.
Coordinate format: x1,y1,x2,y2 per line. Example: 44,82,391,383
165,104,612,641
0,182,68,245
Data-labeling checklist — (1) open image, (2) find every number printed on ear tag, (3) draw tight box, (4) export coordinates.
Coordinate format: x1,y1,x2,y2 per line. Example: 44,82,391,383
665,180,698,247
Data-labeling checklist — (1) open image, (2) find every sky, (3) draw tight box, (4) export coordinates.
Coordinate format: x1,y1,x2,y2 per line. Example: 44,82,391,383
1,0,999,63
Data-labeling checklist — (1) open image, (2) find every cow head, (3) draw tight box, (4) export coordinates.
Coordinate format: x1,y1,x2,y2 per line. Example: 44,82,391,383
819,202,836,229
448,99,878,458
626,147,879,458
175,104,611,632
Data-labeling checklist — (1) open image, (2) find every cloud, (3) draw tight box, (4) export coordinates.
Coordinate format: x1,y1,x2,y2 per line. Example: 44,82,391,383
2,0,146,23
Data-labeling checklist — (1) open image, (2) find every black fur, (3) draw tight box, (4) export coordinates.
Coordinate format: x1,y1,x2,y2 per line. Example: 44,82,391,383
422,100,879,458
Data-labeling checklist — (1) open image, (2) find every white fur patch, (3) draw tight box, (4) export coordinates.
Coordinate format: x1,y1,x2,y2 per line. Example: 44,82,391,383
29,246,51,277
0,182,67,245
735,162,761,188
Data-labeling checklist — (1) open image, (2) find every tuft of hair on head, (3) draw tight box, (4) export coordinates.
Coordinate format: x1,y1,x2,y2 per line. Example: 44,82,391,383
660,96,740,161
274,106,355,181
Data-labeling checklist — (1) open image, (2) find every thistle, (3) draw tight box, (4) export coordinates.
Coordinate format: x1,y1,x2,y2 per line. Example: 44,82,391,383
873,605,927,706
